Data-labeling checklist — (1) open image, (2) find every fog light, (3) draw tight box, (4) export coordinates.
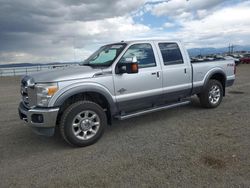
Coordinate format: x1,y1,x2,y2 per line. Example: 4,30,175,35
31,114,44,123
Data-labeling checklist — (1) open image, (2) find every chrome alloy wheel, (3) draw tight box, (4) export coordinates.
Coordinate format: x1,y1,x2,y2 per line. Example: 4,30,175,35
72,110,100,140
208,85,221,105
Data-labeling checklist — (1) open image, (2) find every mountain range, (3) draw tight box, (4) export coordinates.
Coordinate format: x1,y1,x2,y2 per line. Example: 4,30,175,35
1,45,250,68
188,45,250,57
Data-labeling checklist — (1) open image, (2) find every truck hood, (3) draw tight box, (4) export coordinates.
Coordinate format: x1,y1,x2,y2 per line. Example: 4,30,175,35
30,66,104,83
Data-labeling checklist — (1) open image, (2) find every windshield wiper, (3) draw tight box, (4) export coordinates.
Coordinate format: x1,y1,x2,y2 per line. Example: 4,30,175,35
81,63,110,68
80,62,93,66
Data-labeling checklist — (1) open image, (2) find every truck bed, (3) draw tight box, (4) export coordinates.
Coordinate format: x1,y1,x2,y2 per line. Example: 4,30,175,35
192,59,235,91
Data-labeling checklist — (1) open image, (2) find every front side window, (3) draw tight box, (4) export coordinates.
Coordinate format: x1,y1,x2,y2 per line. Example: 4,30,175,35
158,43,184,65
119,43,156,68
82,43,126,67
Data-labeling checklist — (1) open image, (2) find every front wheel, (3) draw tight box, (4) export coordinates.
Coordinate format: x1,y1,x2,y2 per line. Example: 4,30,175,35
60,101,107,147
199,79,223,108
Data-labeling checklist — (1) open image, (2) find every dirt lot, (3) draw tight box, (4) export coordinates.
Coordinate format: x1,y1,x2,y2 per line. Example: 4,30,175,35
0,65,249,188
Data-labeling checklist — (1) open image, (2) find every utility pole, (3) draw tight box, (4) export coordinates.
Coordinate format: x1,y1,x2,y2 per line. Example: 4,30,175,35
73,36,76,63
228,44,234,54
231,44,234,54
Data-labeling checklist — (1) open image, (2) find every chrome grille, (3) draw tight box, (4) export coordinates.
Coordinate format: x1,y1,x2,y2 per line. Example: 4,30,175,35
21,86,29,105
20,76,35,107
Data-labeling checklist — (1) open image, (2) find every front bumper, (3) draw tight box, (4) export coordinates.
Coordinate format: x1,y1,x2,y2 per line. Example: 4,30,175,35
18,102,59,136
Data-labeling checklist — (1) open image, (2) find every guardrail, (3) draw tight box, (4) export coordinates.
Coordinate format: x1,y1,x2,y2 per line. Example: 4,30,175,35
0,63,79,77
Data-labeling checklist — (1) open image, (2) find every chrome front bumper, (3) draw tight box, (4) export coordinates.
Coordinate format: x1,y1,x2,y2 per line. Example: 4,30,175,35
18,102,59,136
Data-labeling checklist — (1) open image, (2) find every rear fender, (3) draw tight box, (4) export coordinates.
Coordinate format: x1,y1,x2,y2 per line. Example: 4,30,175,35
202,69,226,95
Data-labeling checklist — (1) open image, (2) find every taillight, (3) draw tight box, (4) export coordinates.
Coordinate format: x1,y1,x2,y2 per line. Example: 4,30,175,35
234,63,236,75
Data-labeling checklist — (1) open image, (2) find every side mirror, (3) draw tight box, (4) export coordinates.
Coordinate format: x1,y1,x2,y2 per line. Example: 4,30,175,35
115,56,139,74
125,56,138,63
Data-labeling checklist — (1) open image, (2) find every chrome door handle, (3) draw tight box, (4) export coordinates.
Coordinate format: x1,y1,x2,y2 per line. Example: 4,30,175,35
151,72,160,78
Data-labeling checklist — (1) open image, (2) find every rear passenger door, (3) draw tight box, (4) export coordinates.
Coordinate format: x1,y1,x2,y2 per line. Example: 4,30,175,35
156,42,192,101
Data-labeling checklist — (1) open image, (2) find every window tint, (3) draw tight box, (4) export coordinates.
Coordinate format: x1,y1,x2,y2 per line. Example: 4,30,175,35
119,43,156,68
158,43,183,65
85,44,126,66
89,49,116,65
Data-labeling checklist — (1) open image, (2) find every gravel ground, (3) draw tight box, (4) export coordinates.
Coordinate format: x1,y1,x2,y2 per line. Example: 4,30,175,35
0,65,249,188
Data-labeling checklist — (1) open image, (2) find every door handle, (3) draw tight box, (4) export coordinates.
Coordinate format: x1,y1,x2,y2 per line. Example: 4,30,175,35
151,72,160,78
157,72,160,77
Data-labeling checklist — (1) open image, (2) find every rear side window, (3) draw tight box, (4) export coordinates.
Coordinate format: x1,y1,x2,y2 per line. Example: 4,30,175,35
158,43,184,65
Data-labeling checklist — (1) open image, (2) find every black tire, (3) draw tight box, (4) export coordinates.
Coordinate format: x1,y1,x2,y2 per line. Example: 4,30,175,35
60,101,107,147
199,79,223,108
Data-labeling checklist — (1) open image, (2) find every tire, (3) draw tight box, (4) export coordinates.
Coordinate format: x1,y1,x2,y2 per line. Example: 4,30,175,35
199,79,223,108
60,101,107,147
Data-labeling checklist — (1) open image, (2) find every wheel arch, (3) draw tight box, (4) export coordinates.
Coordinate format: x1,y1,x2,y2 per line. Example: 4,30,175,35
203,70,226,96
52,85,118,125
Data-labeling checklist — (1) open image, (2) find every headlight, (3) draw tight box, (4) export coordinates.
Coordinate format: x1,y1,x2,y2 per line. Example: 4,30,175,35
36,83,59,107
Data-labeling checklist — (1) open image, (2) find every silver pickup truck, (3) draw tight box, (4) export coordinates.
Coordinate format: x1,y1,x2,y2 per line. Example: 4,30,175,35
18,40,235,147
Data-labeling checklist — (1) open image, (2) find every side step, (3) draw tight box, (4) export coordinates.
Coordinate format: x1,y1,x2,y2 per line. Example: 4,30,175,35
115,100,191,120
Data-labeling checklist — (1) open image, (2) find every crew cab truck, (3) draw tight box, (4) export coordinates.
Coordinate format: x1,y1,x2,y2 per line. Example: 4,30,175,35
18,40,236,147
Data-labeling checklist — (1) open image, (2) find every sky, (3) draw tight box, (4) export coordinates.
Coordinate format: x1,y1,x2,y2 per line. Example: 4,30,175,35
0,0,250,64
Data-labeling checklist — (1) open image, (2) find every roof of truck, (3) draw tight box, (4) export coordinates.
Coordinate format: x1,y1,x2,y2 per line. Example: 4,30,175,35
103,39,183,47
121,39,181,44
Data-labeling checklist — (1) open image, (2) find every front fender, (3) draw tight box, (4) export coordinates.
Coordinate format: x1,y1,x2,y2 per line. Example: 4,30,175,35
48,82,118,115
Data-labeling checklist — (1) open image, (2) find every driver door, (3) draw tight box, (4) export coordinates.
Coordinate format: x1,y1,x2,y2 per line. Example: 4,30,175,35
113,42,163,113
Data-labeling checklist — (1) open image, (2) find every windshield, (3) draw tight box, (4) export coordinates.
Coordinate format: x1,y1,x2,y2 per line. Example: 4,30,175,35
82,43,127,67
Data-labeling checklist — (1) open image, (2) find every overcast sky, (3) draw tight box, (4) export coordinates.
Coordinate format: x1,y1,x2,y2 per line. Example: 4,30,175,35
0,0,250,64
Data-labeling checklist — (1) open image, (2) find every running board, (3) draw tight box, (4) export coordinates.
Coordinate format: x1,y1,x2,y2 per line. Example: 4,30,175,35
115,100,191,120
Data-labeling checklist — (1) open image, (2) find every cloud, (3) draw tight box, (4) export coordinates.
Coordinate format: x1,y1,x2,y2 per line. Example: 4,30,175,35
0,0,250,64
133,1,250,49
163,22,175,28
176,1,250,47
0,0,148,64
0,15,150,63
151,0,226,20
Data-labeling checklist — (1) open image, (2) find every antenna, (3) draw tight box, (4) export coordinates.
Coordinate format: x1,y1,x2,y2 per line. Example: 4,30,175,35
73,35,76,62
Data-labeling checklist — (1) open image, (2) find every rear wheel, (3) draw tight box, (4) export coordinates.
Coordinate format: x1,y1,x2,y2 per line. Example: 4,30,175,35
199,79,223,108
60,101,107,147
